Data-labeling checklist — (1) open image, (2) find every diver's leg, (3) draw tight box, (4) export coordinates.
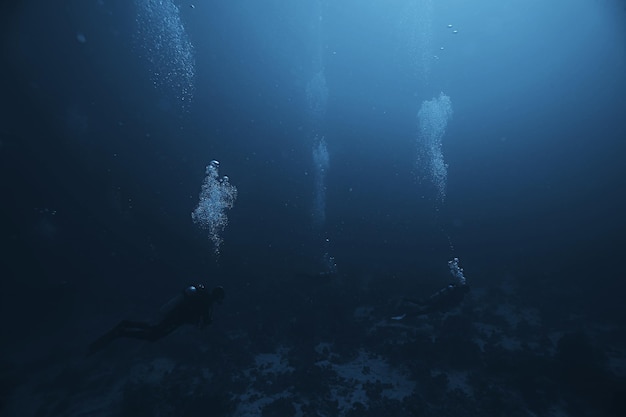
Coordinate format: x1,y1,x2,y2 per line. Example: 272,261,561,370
88,316,183,354
87,320,132,355
87,331,115,356
119,320,151,329
114,320,159,341
117,318,179,342
143,319,179,342
402,297,425,305
87,320,157,355
391,304,430,321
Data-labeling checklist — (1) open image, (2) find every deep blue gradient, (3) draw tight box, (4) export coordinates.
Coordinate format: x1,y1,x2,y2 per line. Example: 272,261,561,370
1,0,625,415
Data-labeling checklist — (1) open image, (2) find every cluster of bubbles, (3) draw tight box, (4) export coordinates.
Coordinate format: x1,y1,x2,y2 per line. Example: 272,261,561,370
322,251,338,275
395,0,434,83
309,0,325,67
134,0,195,106
306,69,329,126
319,237,337,276
312,137,330,227
416,92,453,202
448,257,466,285
305,6,335,275
191,160,238,256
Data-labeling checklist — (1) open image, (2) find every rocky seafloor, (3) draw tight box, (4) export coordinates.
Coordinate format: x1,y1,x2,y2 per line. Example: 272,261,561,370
2,278,625,417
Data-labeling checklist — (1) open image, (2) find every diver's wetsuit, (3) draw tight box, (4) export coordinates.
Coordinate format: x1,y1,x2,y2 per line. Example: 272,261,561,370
88,284,224,355
398,282,470,318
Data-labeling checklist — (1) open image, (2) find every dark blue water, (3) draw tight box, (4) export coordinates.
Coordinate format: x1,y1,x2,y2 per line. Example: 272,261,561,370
1,1,625,416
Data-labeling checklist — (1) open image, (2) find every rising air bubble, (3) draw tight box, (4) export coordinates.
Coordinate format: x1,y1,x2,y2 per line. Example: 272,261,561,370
306,70,328,127
448,257,466,285
312,136,330,227
416,92,453,203
134,0,195,107
192,160,237,256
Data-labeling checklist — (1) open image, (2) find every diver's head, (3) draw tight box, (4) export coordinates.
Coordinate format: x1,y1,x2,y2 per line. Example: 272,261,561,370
185,284,207,297
212,286,225,304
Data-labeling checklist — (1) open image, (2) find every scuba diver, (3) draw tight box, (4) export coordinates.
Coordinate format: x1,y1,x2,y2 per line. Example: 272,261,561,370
392,281,470,320
88,284,224,355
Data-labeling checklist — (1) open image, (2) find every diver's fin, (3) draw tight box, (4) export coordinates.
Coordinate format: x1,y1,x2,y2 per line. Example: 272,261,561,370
86,325,120,356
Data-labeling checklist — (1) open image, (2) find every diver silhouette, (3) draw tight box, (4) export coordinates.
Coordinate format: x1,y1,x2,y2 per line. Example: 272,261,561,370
88,284,224,355
392,282,470,320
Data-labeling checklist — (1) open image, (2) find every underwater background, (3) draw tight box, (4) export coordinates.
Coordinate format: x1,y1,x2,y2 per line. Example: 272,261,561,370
1,0,625,416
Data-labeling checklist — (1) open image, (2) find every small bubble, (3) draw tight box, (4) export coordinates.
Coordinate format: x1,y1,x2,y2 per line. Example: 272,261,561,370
76,33,87,43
